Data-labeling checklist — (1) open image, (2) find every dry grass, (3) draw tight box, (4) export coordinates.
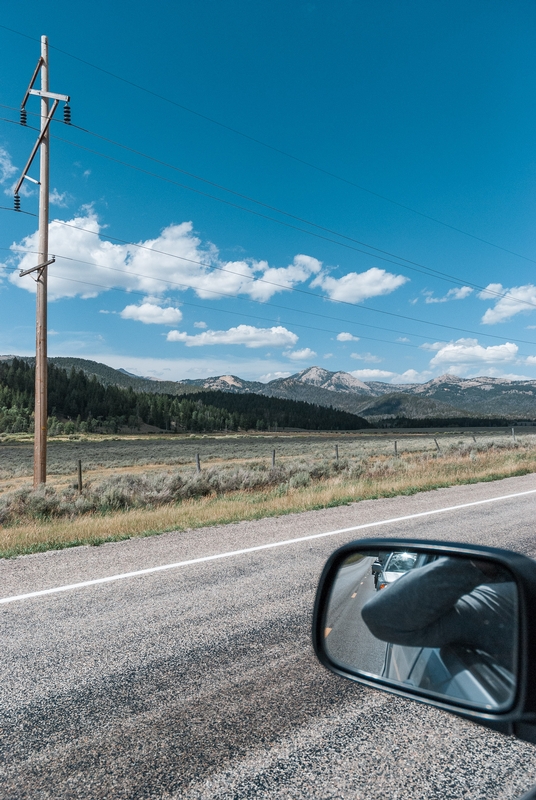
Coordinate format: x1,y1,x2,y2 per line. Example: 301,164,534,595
1,441,535,558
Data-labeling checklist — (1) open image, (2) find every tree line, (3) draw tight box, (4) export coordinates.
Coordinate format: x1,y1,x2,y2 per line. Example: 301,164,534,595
376,415,534,428
0,358,371,434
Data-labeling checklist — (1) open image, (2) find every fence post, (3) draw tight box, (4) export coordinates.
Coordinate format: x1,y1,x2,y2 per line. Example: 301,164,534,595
272,449,276,468
512,427,516,442
77,459,82,493
472,434,477,443
196,453,201,473
335,444,339,461
434,438,441,453
394,440,398,457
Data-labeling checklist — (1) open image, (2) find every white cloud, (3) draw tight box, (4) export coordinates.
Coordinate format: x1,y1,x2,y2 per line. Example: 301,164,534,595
397,337,410,342
50,188,69,207
6,179,34,198
120,301,183,326
479,283,536,324
1,145,33,199
429,338,518,366
350,352,382,363
8,213,326,304
246,254,322,301
0,146,17,186
420,341,445,352
350,369,395,380
284,347,317,361
350,368,432,383
396,369,432,383
424,286,473,303
194,321,207,328
336,332,360,342
167,324,298,348
323,353,333,359
311,267,408,304
259,371,291,382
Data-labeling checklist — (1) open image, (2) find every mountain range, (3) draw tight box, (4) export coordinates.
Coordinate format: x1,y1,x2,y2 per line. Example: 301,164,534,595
2,357,536,419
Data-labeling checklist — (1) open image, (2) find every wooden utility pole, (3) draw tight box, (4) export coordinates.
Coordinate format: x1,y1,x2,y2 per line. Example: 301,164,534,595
14,36,70,486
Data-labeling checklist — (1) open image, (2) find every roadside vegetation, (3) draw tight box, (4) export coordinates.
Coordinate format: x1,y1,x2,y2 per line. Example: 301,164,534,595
1,431,535,558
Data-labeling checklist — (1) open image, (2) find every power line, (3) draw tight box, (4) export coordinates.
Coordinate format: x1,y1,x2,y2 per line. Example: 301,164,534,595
52,220,536,334
3,109,536,317
0,245,483,345
5,243,536,350
2,112,534,316
3,106,534,299
0,204,37,216
0,254,452,344
1,23,534,267
8,262,535,359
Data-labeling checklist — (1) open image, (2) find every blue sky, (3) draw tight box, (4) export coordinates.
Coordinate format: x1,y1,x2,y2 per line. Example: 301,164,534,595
1,1,536,384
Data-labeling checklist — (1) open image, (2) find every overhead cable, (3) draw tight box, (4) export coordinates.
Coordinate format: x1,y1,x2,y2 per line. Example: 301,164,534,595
0,23,533,267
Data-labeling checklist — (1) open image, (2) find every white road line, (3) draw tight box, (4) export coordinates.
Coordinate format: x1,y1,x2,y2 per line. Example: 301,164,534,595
1,487,535,606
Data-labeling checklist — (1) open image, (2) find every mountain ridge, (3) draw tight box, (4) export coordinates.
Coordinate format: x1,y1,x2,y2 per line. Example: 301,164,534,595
2,356,536,418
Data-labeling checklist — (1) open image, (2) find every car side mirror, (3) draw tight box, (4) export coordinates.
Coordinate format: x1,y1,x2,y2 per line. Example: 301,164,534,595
312,538,536,744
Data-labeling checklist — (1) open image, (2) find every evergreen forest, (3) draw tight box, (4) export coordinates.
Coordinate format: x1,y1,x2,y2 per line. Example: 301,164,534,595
0,358,371,434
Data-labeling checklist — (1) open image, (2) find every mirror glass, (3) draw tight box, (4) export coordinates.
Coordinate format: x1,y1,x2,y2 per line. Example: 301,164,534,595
324,549,518,711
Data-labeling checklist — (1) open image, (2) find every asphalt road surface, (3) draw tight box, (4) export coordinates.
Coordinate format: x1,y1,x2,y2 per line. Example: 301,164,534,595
323,556,388,676
2,474,536,799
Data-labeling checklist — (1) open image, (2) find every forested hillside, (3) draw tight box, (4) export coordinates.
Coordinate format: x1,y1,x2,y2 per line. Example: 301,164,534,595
0,359,371,434
186,390,371,431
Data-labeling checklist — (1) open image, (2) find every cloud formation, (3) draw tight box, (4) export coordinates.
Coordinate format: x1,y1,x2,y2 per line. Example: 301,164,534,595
350,352,382,363
50,188,69,207
0,146,17,186
284,347,317,361
259,371,291,381
166,324,298,348
311,267,408,303
120,301,183,326
424,286,473,303
350,368,429,383
428,338,518,366
479,283,536,324
9,212,325,304
336,332,360,342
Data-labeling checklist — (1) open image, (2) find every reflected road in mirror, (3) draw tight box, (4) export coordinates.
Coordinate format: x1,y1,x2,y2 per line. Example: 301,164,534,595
324,555,387,675
324,551,518,712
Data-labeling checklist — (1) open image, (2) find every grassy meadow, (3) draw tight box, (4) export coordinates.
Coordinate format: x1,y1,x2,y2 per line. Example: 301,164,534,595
1,429,535,558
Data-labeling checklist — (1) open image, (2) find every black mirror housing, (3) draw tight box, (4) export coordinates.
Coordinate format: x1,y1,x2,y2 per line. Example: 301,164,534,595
312,538,536,744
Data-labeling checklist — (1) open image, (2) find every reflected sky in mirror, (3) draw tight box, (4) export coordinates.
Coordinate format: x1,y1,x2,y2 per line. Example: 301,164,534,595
324,551,518,711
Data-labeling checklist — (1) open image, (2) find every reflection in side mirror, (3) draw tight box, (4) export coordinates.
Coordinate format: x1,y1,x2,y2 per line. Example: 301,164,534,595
323,548,518,712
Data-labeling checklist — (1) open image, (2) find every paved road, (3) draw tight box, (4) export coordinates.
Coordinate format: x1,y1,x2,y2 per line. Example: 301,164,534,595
323,557,388,675
2,475,536,799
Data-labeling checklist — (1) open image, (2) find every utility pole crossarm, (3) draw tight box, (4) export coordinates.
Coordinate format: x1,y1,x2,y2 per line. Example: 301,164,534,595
13,99,59,197
19,257,55,278
29,89,70,102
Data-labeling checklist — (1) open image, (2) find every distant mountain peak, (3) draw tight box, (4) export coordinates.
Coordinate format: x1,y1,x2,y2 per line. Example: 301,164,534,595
290,366,373,394
295,366,333,384
427,373,465,386
216,375,244,387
